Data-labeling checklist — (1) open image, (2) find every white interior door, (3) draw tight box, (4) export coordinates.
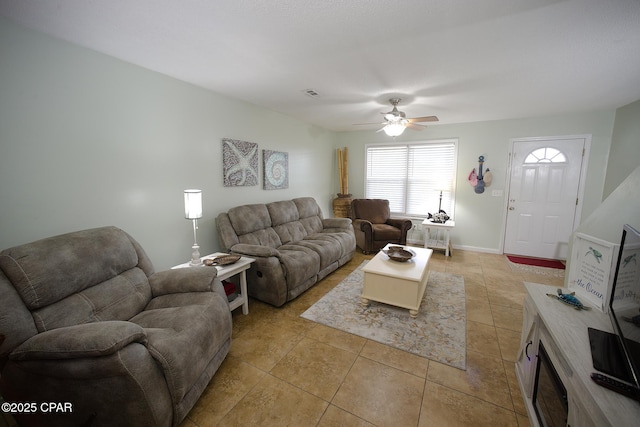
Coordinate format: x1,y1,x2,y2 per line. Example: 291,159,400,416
504,137,586,260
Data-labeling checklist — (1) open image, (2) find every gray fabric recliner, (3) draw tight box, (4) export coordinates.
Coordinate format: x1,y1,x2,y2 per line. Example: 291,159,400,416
0,226,232,427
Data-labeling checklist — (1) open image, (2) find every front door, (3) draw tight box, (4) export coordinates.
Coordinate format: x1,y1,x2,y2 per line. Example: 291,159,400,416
503,137,586,260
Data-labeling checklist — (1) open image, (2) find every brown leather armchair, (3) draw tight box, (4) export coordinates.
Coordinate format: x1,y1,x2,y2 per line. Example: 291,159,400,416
350,199,412,254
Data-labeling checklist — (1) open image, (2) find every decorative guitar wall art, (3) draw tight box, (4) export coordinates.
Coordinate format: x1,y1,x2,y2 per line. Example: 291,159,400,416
468,156,492,194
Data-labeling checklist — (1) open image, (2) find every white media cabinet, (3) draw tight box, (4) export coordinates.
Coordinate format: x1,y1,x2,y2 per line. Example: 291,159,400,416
516,282,640,426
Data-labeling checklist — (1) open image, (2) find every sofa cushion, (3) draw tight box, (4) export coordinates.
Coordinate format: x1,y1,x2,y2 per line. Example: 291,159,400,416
297,235,343,270
351,199,391,224
238,228,282,249
228,204,271,235
129,292,231,406
32,267,151,332
293,197,324,219
267,200,299,225
371,223,402,241
0,227,148,310
277,245,320,287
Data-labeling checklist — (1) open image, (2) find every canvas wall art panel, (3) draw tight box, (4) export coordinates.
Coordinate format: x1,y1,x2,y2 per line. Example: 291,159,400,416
222,138,258,187
263,150,288,190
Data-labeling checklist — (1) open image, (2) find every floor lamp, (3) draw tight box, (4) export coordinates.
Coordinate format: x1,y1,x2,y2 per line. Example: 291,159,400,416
184,189,203,266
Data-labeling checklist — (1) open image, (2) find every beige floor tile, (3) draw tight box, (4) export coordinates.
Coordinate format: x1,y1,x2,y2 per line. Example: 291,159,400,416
517,412,531,426
229,322,303,371
193,252,530,426
520,272,565,286
332,357,425,427
427,351,514,410
270,337,358,401
496,327,522,363
419,381,519,427
504,362,528,416
486,284,527,310
492,304,523,332
317,405,376,427
185,356,265,426
466,321,501,357
217,374,328,426
303,323,367,354
359,340,430,378
466,299,494,326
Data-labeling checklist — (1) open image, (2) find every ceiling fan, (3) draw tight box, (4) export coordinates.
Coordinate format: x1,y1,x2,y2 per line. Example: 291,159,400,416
354,98,439,137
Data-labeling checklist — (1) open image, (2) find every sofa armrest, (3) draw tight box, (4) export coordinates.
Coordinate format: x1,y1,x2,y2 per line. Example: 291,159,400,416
9,321,146,361
353,218,373,234
149,268,217,297
321,217,352,231
231,243,280,258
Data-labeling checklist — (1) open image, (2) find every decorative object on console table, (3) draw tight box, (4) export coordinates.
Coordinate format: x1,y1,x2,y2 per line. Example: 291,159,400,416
222,138,258,187
567,232,619,312
263,149,288,190
333,147,352,218
184,189,203,266
427,189,450,223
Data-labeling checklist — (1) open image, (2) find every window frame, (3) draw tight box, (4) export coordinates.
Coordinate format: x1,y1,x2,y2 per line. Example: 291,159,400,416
364,139,458,218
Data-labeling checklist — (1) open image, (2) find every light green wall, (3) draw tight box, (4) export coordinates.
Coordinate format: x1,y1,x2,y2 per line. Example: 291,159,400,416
0,18,337,270
603,99,640,198
337,112,616,253
0,17,628,264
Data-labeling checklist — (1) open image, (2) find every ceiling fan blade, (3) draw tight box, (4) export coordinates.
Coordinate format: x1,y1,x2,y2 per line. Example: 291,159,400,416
353,122,387,126
406,123,425,131
407,116,439,123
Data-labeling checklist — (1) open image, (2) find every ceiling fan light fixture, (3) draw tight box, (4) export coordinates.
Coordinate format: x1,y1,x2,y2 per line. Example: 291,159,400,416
383,122,406,137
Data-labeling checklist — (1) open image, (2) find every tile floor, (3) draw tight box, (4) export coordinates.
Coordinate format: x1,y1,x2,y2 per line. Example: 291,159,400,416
181,249,565,427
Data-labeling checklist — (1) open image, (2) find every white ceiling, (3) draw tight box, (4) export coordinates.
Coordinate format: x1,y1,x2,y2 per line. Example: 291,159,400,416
2,0,640,132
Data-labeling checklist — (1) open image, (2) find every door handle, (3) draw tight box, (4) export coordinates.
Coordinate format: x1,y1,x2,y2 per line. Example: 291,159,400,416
525,341,532,361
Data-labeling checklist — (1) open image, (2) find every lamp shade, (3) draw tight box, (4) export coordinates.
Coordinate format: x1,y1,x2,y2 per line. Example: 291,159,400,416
184,189,202,219
383,122,406,137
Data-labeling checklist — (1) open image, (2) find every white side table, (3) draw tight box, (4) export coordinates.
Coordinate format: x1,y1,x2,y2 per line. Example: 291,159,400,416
421,219,455,256
172,253,254,315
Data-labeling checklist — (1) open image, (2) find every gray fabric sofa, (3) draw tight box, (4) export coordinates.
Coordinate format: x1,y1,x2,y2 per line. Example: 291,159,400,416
0,226,232,427
216,197,356,307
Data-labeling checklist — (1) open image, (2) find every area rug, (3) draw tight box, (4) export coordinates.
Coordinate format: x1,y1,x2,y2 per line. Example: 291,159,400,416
301,261,466,370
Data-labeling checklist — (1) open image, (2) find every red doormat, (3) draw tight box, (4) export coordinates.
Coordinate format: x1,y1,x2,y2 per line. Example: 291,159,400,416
506,255,566,270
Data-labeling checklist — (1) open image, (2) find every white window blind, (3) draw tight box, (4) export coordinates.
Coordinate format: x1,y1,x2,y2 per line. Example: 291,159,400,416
365,140,457,217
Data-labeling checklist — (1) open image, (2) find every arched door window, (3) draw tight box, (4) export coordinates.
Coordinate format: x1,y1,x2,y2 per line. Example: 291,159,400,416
524,147,567,163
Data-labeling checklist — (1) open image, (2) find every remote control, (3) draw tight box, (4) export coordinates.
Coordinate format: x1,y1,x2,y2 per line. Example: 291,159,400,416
591,372,640,401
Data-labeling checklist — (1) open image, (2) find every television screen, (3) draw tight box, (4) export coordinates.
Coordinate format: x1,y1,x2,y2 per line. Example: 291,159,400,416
608,224,640,389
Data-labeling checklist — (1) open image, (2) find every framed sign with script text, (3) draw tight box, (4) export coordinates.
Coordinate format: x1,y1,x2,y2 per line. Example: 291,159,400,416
567,233,619,312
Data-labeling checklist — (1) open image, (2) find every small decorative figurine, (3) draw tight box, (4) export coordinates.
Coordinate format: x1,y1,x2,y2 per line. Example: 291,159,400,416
547,288,591,310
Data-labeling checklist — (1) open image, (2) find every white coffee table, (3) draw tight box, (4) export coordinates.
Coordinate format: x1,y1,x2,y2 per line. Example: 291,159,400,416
172,253,254,315
361,244,433,318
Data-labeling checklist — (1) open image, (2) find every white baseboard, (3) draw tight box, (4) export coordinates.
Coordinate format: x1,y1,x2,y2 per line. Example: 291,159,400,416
406,239,501,254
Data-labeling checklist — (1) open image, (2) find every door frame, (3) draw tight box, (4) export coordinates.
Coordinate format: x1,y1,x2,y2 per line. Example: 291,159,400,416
499,134,592,255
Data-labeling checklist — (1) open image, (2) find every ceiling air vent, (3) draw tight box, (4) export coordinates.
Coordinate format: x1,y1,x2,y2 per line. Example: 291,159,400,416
302,89,321,98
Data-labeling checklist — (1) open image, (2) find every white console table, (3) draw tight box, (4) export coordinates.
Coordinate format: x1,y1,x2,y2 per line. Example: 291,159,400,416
421,219,454,256
516,282,640,426
172,253,254,315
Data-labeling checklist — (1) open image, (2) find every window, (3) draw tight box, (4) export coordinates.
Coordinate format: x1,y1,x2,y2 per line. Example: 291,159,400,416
365,139,457,217
525,147,567,163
